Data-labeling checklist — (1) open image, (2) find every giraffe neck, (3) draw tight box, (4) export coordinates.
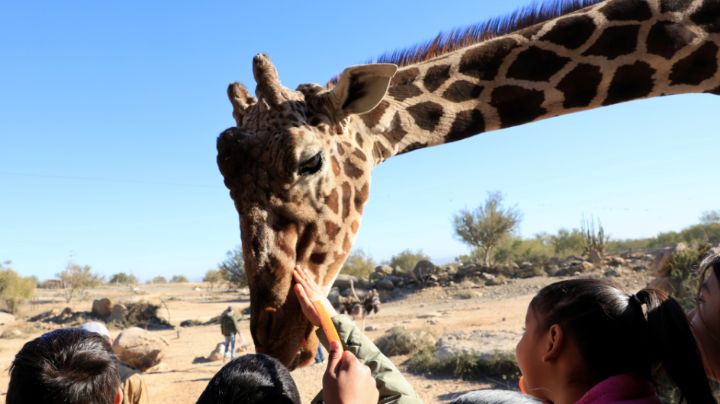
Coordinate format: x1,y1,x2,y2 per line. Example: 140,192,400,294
357,0,720,163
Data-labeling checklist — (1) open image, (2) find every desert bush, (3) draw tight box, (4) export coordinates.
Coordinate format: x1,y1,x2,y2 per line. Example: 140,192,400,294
341,250,376,279
407,348,520,387
700,210,720,225
375,327,435,356
388,249,430,273
170,275,188,283
453,192,521,266
204,269,225,290
662,245,710,310
494,235,554,265
550,228,585,257
218,245,247,288
57,263,103,303
0,268,36,313
150,276,167,284
109,272,138,286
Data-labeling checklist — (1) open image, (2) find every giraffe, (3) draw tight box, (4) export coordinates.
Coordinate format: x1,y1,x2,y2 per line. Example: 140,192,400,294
217,0,720,367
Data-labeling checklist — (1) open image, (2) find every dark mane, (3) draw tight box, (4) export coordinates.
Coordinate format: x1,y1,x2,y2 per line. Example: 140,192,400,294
373,0,603,67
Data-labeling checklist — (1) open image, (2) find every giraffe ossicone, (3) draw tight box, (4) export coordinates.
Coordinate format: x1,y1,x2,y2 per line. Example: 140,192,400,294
218,0,720,367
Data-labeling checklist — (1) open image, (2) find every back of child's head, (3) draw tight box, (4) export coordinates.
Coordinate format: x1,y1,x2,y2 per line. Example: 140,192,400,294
7,328,120,404
196,353,300,404
698,254,720,294
531,278,715,404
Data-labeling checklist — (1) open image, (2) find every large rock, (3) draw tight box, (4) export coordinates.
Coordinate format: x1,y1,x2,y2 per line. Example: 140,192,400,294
109,304,128,323
333,274,359,291
92,298,112,319
113,327,169,371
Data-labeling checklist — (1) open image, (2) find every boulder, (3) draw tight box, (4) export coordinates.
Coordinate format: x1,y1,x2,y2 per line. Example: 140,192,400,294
435,330,521,362
0,311,16,325
333,274,359,291
92,298,112,319
207,343,225,362
375,279,395,290
113,327,169,371
109,304,128,323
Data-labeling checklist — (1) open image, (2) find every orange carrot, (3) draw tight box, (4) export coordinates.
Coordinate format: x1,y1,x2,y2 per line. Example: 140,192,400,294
313,300,341,347
519,376,527,394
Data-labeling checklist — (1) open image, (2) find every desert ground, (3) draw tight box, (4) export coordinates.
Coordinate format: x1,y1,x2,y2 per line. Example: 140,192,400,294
0,271,653,403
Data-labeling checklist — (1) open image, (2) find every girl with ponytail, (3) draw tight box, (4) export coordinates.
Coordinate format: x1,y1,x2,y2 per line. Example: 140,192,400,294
515,278,716,404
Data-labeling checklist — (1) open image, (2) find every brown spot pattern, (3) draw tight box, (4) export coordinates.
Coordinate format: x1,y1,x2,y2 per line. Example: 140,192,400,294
388,68,422,101
669,42,719,85
326,189,339,214
331,157,341,176
443,80,484,103
343,159,363,179
557,63,603,108
325,221,340,240
647,22,697,59
447,109,485,142
604,61,656,105
600,0,652,21
507,46,570,81
360,100,390,129
382,112,409,145
354,183,369,214
424,65,452,92
584,25,641,60
341,182,352,220
491,86,546,128
352,149,367,162
407,101,444,131
459,38,518,81
541,15,597,50
351,220,359,234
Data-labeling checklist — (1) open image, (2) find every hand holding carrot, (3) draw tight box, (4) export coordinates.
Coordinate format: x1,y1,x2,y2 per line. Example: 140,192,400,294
293,265,340,344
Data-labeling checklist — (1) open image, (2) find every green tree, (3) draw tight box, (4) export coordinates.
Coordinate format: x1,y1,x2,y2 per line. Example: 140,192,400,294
0,268,36,313
342,250,376,278
57,263,103,303
550,228,585,257
453,192,521,266
388,249,430,272
170,275,188,283
700,210,720,225
108,272,138,285
218,246,247,288
204,269,225,290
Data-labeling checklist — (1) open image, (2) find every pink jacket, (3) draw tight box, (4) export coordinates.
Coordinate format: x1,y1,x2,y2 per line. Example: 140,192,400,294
575,374,661,404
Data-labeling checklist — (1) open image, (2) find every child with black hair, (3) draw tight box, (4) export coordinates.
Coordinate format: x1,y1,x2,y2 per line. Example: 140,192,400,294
7,328,123,404
516,278,715,404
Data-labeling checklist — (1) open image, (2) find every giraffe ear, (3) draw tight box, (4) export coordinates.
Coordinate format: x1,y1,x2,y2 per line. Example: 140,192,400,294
227,82,256,126
331,64,398,115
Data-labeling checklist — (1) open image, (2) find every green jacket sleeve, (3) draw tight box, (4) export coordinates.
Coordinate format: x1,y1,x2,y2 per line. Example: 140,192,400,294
311,315,423,404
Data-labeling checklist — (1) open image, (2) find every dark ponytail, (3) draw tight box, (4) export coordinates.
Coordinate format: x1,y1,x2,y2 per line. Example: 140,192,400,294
531,279,716,404
634,288,715,403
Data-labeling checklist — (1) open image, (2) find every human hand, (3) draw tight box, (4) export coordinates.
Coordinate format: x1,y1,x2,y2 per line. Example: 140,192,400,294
323,341,379,404
293,265,338,328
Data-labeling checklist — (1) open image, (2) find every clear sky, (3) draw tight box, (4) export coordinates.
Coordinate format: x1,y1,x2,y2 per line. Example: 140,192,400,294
1,1,718,282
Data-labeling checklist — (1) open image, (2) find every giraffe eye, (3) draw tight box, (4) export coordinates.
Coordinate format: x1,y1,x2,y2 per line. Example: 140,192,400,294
298,152,323,176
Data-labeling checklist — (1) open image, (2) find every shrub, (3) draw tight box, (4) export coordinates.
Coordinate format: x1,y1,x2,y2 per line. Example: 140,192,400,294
150,276,167,284
170,275,188,283
581,218,608,262
204,269,225,290
406,348,521,387
0,269,36,313
375,327,435,356
218,246,247,288
342,250,376,279
662,245,709,310
57,263,103,303
388,249,430,273
109,272,138,285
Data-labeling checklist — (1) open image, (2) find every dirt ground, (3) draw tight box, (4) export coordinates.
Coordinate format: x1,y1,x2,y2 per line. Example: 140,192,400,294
0,271,653,403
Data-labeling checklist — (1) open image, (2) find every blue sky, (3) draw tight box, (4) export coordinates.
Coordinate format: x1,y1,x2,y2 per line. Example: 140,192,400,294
1,1,718,281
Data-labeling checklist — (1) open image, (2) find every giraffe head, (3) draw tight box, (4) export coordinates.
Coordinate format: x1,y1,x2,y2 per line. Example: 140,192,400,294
217,54,396,367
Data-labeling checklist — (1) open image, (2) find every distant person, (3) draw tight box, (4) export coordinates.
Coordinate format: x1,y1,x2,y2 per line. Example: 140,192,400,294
7,328,123,404
197,353,301,404
293,265,422,404
514,278,715,403
220,306,243,361
688,253,720,381
81,321,150,404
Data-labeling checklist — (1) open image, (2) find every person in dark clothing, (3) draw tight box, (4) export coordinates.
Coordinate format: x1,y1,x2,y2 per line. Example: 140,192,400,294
220,306,242,361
